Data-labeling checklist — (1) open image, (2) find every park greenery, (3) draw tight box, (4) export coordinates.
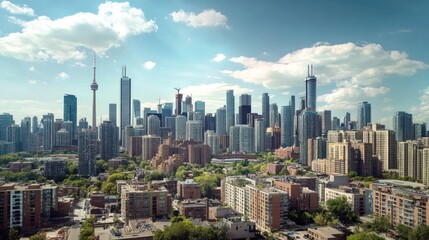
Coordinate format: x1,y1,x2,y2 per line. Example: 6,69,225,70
347,232,385,240
314,197,358,226
80,216,95,240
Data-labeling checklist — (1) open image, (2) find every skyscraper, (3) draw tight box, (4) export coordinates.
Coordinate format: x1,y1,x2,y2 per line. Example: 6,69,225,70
226,90,235,134
78,129,97,177
281,105,294,147
32,116,38,133
305,65,317,112
175,115,187,141
195,100,205,116
41,113,54,151
147,115,161,136
109,103,117,125
0,113,14,141
254,118,265,152
344,112,351,130
262,93,270,129
99,121,119,161
185,95,193,114
7,125,21,152
162,103,173,125
90,53,98,130
186,120,203,141
393,111,413,142
238,94,251,125
175,89,183,116
132,99,141,126
357,101,371,129
216,106,227,136
63,94,77,140
21,117,31,152
298,111,321,165
120,67,131,144
319,110,332,136
269,103,278,127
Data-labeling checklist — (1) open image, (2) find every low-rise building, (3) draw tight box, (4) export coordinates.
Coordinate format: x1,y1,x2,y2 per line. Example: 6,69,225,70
267,163,284,175
177,179,201,200
308,226,345,240
178,199,208,220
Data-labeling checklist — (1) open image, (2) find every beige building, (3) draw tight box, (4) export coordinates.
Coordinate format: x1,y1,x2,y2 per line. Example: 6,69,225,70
324,187,365,214
398,140,425,180
363,129,396,171
308,226,345,240
177,179,201,200
121,184,171,224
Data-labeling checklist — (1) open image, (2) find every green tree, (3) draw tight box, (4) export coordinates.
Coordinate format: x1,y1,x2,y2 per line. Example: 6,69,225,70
396,224,412,240
372,216,390,233
80,216,95,240
410,224,429,240
326,197,358,224
145,170,166,182
194,173,222,198
8,228,20,240
279,167,289,175
96,160,108,174
30,232,47,240
347,232,385,240
107,173,126,183
101,182,117,195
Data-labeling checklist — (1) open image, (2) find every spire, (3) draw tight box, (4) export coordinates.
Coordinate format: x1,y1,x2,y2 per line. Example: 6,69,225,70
93,52,96,83
307,64,310,77
311,64,313,76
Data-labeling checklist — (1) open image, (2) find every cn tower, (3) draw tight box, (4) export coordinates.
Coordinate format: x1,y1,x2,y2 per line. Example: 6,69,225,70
90,52,98,129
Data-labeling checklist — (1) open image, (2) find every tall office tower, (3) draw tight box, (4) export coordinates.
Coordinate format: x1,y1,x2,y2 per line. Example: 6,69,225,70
55,129,71,146
195,100,205,116
109,103,117,125
7,125,21,152
269,103,279,128
414,123,427,140
165,116,176,138
262,93,270,129
226,90,235,134
142,135,161,160
147,115,161,136
175,115,187,141
124,126,135,153
78,129,97,176
175,90,183,116
238,94,251,125
32,116,38,133
344,112,351,130
132,99,141,126
422,148,429,185
21,117,31,152
99,121,119,161
216,106,227,136
305,65,317,111
357,101,371,129
332,117,340,130
393,111,413,142
41,114,54,151
229,125,240,152
63,94,77,140
90,53,98,130
319,110,332,136
298,111,321,165
62,121,73,145
289,95,296,119
254,118,265,152
186,120,203,141
247,113,262,128
281,105,294,147
0,113,14,141
79,118,88,132
120,67,131,144
185,95,193,114
162,103,173,125
205,114,216,131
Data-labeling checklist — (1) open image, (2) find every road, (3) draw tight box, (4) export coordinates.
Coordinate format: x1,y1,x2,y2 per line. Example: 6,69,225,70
67,198,89,240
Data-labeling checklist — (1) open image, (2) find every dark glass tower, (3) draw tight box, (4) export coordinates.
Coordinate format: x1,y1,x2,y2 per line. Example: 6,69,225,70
64,94,77,140
238,94,251,125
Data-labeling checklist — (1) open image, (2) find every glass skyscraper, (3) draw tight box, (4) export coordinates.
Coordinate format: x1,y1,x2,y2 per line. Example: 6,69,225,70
393,111,413,142
120,68,131,144
357,101,371,129
262,93,270,129
226,90,235,135
238,94,251,125
63,94,77,140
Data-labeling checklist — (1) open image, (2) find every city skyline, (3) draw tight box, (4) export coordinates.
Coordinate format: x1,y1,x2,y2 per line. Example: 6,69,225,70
1,1,428,128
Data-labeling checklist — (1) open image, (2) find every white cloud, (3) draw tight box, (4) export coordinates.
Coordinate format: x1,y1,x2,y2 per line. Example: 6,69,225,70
7,16,26,26
411,86,429,123
72,62,86,67
318,83,390,110
224,42,427,89
28,66,35,71
143,61,156,70
0,1,157,62
28,80,37,84
212,53,226,62
1,1,35,16
57,72,69,80
170,9,228,28
181,82,253,112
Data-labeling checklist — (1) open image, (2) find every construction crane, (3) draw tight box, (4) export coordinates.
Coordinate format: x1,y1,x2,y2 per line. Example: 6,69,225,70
174,88,181,94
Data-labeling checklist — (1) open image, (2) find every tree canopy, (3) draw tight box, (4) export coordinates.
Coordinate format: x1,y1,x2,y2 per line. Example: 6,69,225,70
347,232,385,240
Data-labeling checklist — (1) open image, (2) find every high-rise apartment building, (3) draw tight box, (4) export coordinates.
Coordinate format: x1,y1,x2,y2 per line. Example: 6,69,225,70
132,99,141,126
123,126,135,153
357,101,371,129
120,67,131,144
319,110,332,136
269,103,279,128
175,115,187,141
99,121,119,161
254,118,265,152
186,120,203,141
298,111,321,165
195,100,205,116
7,125,21,152
226,90,235,135
0,113,14,141
205,130,220,155
147,115,161,136
281,105,294,147
398,140,424,180
78,129,97,176
41,114,54,151
238,94,251,125
142,135,161,160
21,117,32,152
229,125,254,152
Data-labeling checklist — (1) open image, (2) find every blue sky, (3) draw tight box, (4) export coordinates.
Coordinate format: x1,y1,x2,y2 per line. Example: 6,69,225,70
1,0,428,128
